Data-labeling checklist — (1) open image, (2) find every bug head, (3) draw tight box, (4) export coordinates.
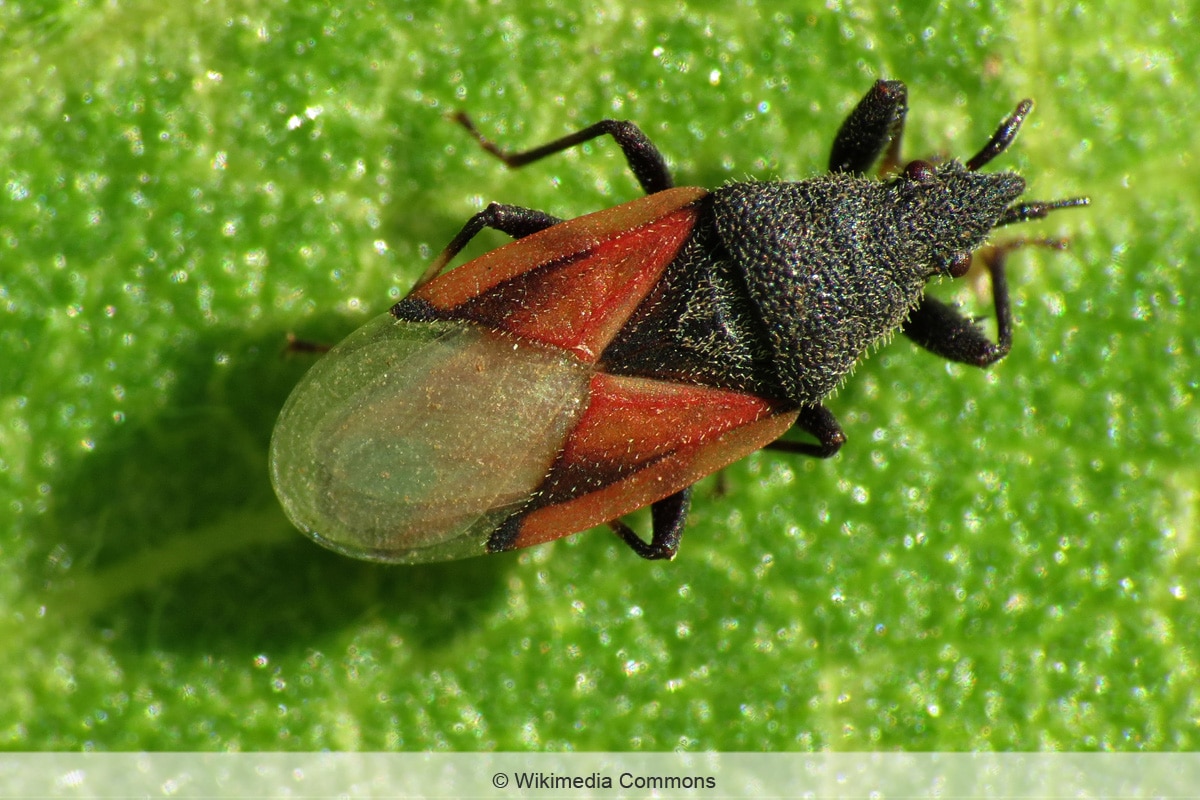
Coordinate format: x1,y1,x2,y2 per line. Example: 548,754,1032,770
896,157,1027,278
894,98,1088,281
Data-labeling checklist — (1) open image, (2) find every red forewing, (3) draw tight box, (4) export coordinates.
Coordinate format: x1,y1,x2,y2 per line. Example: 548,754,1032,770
410,187,707,362
500,374,799,551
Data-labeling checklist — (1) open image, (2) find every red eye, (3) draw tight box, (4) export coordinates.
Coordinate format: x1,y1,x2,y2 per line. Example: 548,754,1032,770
903,159,936,182
947,252,973,278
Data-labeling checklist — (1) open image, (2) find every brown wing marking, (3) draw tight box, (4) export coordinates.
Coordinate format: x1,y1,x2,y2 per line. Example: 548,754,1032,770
504,373,799,550
411,187,707,363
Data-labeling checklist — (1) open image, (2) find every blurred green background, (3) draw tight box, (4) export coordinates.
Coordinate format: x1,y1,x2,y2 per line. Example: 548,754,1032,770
2,0,1196,750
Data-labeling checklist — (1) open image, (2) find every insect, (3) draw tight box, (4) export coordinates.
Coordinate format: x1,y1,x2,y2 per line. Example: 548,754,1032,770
269,79,1087,564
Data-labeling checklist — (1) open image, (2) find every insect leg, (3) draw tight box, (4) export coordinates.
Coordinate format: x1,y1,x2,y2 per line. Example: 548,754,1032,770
902,239,1068,367
764,403,846,458
828,80,908,175
452,112,674,195
283,332,332,355
610,487,692,560
412,202,563,289
902,294,1008,367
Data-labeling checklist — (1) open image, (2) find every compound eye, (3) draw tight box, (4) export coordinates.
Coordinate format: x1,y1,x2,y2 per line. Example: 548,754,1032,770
946,252,973,278
903,159,936,183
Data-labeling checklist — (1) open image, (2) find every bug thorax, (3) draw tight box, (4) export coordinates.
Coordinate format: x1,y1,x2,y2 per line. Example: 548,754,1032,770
710,165,1026,405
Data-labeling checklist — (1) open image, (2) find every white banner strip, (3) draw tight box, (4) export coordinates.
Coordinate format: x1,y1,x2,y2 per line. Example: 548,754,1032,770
1,753,1197,798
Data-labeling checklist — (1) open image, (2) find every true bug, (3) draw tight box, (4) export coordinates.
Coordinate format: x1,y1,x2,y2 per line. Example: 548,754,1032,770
270,80,1087,564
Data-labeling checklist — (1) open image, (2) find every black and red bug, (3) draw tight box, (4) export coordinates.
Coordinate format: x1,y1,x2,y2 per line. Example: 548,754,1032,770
269,80,1087,564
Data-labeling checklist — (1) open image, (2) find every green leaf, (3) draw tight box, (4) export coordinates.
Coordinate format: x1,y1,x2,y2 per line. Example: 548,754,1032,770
3,1,1196,751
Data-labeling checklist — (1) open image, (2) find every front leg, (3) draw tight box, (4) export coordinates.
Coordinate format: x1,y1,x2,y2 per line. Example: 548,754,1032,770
828,80,909,175
903,238,1067,367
